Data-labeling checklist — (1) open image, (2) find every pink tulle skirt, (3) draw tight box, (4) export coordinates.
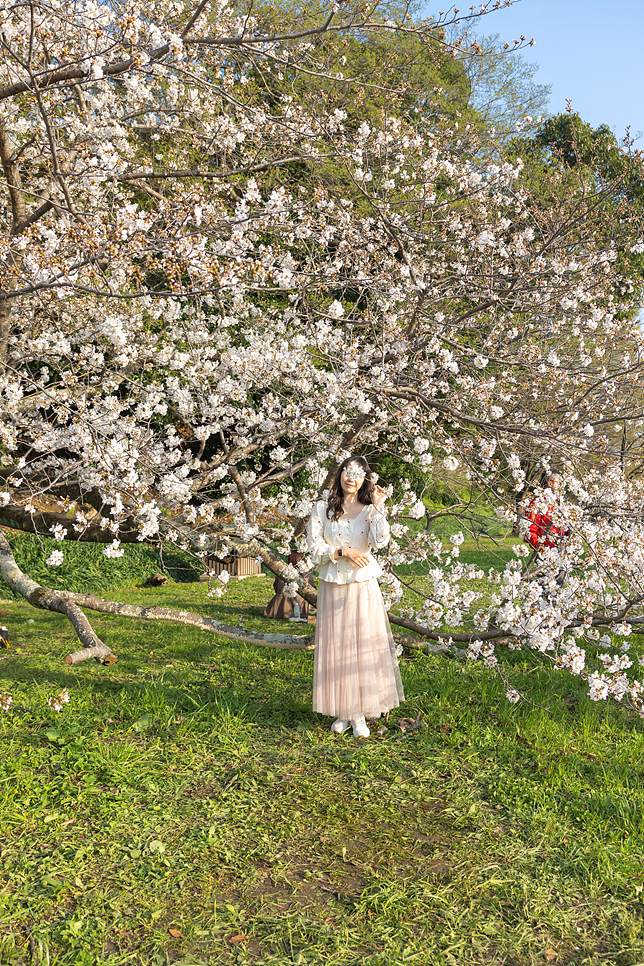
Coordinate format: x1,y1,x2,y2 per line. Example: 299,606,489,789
313,578,404,720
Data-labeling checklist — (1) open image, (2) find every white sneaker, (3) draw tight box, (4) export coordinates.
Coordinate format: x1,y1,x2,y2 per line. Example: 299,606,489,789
331,718,351,734
351,716,370,738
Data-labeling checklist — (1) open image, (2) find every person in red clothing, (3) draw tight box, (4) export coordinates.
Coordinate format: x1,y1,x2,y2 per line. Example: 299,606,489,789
524,471,568,590
526,472,567,551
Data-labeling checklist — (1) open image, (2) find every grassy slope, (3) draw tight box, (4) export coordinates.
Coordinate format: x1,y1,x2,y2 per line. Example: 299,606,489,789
0,532,202,598
0,538,643,964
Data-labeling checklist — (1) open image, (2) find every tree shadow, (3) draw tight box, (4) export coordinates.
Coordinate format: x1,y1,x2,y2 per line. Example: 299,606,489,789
0,655,321,748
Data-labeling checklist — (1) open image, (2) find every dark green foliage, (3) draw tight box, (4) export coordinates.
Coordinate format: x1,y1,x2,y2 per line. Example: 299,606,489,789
368,450,428,498
511,113,636,175
508,112,644,312
0,532,200,598
368,451,472,508
508,112,644,226
248,0,480,130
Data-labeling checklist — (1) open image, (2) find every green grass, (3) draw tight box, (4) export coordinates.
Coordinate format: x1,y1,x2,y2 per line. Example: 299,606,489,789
1,532,201,598
1,559,644,964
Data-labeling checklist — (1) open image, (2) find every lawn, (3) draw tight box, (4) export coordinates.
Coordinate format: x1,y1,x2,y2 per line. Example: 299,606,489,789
0,549,643,965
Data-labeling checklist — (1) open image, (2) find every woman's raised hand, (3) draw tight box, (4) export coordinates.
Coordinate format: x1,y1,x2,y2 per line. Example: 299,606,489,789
342,548,371,568
372,485,387,507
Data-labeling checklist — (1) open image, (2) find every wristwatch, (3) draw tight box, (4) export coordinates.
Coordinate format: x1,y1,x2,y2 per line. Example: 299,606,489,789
337,549,343,558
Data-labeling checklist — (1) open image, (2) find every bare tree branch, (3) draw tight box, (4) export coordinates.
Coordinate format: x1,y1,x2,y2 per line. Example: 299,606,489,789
59,590,314,653
0,531,117,664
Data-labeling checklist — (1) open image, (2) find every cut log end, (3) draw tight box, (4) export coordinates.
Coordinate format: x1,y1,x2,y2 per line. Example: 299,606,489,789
65,644,117,666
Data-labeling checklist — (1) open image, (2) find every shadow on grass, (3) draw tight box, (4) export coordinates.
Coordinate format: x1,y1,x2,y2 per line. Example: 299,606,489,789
0,655,322,741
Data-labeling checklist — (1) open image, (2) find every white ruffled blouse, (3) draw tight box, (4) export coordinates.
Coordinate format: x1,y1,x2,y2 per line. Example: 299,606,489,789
307,500,390,584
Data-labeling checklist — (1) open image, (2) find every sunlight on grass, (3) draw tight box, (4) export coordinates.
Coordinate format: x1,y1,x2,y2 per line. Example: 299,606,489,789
1,545,644,964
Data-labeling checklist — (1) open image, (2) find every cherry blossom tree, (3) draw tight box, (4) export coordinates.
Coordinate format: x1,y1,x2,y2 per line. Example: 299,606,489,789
1,0,644,714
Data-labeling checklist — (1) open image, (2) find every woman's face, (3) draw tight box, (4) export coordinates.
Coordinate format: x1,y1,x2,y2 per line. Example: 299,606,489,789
340,461,366,496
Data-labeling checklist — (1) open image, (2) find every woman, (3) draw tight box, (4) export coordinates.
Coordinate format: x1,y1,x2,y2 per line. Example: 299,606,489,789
307,455,404,738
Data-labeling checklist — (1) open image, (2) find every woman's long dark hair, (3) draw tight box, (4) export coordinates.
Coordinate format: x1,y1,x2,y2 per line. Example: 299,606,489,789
326,455,375,521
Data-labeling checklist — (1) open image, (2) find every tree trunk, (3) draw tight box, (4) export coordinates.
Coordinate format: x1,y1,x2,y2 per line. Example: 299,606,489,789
0,532,117,664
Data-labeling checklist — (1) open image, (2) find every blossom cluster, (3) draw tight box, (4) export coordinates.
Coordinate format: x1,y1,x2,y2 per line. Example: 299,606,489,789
47,689,71,713
0,689,70,712
0,1,642,712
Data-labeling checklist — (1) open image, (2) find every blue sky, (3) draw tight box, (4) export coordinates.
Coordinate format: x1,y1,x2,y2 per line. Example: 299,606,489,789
470,0,644,140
